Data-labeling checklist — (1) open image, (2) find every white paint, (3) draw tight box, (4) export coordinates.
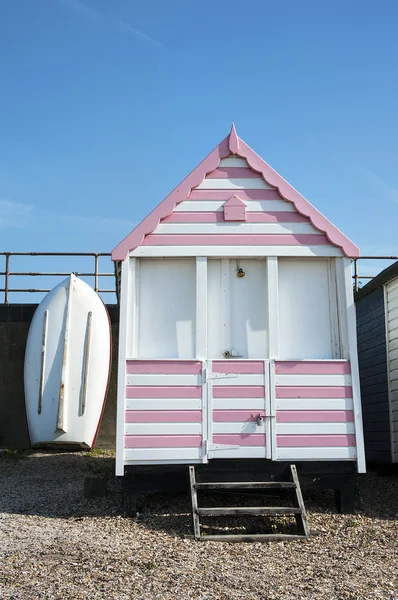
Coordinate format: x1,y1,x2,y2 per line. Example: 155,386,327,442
328,260,341,358
212,374,265,386
212,398,266,410
267,258,279,359
126,374,202,386
126,399,202,410
277,423,355,434
343,258,366,472
276,447,356,460
116,258,131,475
276,398,354,410
196,258,207,360
219,157,249,167
221,258,231,355
195,178,272,190
124,448,202,461
208,447,267,459
274,374,352,386
173,200,295,212
213,422,266,434
278,259,335,359
125,423,202,435
154,223,319,234
131,245,343,258
137,258,196,359
385,278,398,462
207,260,223,358
24,275,111,449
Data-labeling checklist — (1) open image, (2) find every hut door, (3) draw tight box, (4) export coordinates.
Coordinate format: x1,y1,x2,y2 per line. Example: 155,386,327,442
205,258,270,459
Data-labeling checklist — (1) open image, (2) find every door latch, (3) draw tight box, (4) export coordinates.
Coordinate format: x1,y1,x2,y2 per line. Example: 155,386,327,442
256,414,266,426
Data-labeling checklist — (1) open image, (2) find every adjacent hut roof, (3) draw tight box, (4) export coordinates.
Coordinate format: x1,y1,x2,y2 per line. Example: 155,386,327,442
112,125,359,260
356,260,398,300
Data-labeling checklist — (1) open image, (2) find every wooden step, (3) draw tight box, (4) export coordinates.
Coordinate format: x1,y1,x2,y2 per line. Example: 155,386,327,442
200,533,306,542
197,506,301,516
195,481,296,490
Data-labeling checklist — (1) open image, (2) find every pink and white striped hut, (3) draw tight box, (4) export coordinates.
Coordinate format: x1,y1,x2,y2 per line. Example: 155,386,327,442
112,125,365,478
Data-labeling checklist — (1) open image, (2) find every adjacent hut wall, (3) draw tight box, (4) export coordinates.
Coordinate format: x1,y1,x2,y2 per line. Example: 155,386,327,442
356,287,391,462
385,278,398,462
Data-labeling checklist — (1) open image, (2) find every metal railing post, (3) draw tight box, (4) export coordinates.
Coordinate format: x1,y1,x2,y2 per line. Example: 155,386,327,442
354,259,358,293
5,253,10,304
94,254,99,292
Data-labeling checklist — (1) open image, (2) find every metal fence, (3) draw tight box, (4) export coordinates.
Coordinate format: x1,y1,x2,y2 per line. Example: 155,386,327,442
0,252,115,304
0,252,397,303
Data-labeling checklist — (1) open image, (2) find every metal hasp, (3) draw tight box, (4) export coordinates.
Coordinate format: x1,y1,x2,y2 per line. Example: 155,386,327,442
188,464,310,542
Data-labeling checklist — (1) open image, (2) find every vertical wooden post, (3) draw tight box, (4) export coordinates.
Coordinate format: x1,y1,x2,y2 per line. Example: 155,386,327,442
221,258,230,354
189,466,201,540
266,257,279,359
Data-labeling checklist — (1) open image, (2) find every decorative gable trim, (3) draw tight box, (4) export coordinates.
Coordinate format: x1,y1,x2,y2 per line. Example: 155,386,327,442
112,125,359,260
223,195,247,222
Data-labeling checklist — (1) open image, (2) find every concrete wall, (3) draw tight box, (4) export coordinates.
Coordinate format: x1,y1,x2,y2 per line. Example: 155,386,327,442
0,304,118,450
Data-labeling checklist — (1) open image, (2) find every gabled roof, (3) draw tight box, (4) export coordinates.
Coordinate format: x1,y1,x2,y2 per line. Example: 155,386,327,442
112,125,359,260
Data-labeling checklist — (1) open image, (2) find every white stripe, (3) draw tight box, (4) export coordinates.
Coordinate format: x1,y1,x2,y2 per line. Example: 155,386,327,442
126,374,201,386
276,447,356,460
174,200,294,212
219,157,248,167
154,222,318,234
211,374,264,386
125,423,202,435
277,423,355,435
209,447,267,459
276,398,354,410
195,178,272,190
131,246,343,258
213,398,265,409
275,374,352,386
126,399,202,410
124,448,202,461
213,422,266,434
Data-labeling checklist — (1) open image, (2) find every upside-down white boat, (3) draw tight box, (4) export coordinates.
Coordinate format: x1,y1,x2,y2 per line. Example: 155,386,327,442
24,274,111,448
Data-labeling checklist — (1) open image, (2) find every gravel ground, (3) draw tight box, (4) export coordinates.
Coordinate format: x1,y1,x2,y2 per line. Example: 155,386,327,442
0,451,397,600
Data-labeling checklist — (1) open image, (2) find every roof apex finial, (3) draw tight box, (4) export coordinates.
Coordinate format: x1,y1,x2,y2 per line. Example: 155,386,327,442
229,123,239,154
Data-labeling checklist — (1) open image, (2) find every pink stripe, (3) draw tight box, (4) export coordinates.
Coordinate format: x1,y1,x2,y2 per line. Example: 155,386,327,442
275,361,351,375
213,434,266,447
213,386,265,398
213,410,266,422
205,167,262,179
125,410,202,423
212,361,264,374
125,435,202,448
126,360,202,374
142,234,329,246
126,386,202,398
276,386,353,399
188,189,282,200
277,434,356,447
161,212,308,224
276,410,354,423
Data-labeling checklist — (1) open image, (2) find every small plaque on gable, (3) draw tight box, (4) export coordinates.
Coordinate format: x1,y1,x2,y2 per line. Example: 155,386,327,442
224,195,247,222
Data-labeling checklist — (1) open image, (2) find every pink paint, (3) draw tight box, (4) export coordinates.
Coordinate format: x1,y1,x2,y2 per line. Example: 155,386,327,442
142,234,330,246
213,386,265,398
223,195,247,222
213,434,266,447
213,410,266,422
126,360,202,374
126,386,202,398
125,410,202,423
229,123,239,154
188,189,281,200
112,126,359,260
161,211,308,223
276,434,356,447
276,386,353,399
124,435,202,448
212,361,264,374
275,361,351,375
206,167,261,179
276,410,354,423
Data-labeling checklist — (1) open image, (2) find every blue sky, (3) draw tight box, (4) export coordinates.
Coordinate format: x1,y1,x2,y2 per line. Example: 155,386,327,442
1,0,398,296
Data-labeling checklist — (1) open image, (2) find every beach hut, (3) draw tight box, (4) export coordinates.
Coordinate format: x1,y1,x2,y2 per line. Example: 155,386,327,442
112,125,365,483
356,261,398,463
